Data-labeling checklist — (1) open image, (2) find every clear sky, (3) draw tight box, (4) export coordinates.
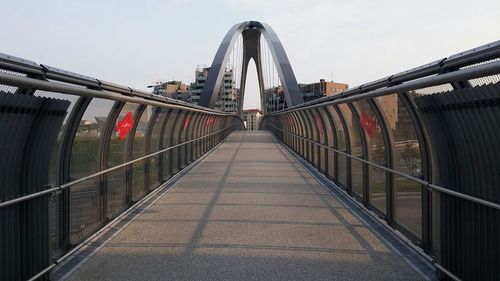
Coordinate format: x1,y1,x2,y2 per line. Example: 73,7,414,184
1,0,499,110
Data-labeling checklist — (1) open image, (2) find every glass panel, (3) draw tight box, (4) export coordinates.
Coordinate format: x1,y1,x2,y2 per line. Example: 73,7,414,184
286,113,295,150
328,106,347,187
171,111,185,174
68,177,104,244
338,103,363,198
195,114,205,157
199,114,206,154
307,110,320,167
294,111,306,158
319,107,335,178
204,114,212,153
304,111,315,164
283,114,291,149
163,110,179,180
179,112,192,169
186,113,199,163
312,109,323,169
197,114,205,157
69,98,114,243
33,91,79,256
107,102,139,218
378,93,422,237
290,112,300,154
298,111,309,161
131,106,153,201
283,113,291,146
353,100,387,214
149,108,169,190
292,113,300,153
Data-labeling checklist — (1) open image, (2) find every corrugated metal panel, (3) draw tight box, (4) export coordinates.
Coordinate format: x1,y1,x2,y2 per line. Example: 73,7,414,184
415,82,500,280
0,91,69,280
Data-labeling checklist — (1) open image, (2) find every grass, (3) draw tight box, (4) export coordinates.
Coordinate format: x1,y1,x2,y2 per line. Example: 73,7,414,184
370,180,421,194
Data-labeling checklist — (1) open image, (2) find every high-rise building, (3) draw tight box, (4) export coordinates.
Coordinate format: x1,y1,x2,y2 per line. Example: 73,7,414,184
189,65,239,113
189,65,209,105
299,79,349,102
242,109,262,130
214,68,239,113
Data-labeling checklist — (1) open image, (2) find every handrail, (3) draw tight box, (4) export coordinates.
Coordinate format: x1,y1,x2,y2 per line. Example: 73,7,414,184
26,131,235,281
269,59,500,114
0,71,233,116
267,124,500,211
269,129,463,281
0,124,236,208
0,52,230,114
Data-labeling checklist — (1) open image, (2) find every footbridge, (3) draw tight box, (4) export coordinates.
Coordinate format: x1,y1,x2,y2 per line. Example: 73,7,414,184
0,21,499,281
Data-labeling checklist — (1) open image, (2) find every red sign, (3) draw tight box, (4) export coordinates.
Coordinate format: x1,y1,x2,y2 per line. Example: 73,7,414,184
183,116,191,130
205,116,216,127
360,111,377,138
115,112,134,140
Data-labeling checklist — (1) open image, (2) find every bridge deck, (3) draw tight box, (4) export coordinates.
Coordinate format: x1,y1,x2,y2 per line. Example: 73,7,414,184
60,131,425,281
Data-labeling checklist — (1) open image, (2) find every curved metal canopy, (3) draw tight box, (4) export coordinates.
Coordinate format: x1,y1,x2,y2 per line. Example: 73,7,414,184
199,21,304,114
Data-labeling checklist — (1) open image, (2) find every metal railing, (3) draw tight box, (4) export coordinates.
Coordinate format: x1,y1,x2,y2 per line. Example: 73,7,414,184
25,129,235,281
0,52,245,281
262,40,500,281
268,126,462,281
0,125,237,209
268,124,500,211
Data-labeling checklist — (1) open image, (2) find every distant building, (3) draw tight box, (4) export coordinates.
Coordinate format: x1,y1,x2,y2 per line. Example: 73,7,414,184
243,109,262,130
264,86,286,113
189,65,239,113
151,81,189,101
214,68,239,114
263,79,347,113
299,79,348,102
77,119,100,136
189,65,209,105
395,91,422,137
377,94,398,130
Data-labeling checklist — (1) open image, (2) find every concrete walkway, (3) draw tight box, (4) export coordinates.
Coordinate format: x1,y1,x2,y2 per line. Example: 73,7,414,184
62,131,425,281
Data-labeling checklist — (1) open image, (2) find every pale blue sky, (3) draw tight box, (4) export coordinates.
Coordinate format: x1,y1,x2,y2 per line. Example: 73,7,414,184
1,0,499,109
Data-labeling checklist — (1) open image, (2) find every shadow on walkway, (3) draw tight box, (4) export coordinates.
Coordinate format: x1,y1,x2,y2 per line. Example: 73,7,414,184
56,131,427,281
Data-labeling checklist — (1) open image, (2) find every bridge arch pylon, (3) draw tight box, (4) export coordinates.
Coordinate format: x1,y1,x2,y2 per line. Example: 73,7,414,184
199,21,304,115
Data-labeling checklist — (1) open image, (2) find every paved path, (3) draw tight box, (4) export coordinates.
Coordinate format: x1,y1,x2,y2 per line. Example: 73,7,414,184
62,131,425,281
